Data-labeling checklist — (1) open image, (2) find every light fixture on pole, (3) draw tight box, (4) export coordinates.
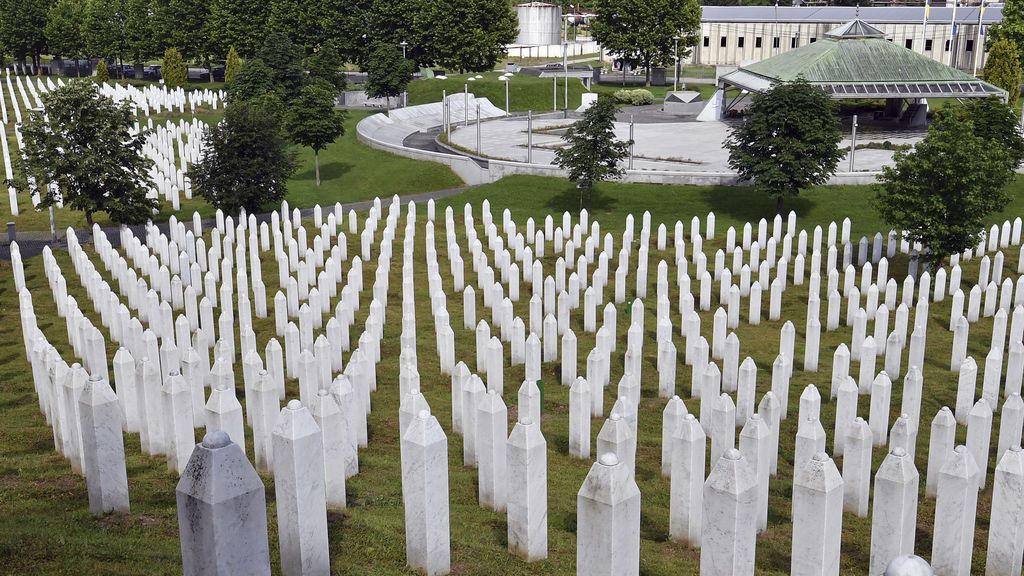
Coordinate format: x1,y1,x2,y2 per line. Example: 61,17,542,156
500,75,510,116
400,41,409,108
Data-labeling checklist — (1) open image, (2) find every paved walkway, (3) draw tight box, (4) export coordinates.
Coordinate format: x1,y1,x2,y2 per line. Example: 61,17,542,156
0,185,474,260
445,115,914,173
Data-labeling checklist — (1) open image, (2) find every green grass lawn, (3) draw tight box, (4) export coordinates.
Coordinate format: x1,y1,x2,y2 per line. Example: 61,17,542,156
0,181,1019,573
408,72,717,113
438,174,1024,240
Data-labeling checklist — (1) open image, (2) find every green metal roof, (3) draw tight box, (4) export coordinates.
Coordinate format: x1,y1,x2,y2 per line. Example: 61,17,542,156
742,34,976,84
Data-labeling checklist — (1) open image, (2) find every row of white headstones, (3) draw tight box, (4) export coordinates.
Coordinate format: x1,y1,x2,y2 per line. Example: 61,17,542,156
0,70,217,216
12,197,1024,576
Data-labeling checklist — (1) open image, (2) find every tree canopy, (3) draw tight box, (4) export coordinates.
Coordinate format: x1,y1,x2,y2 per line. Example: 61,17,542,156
725,78,843,212
45,0,86,63
876,98,1024,267
284,79,347,186
209,0,270,58
191,100,298,214
365,43,414,107
162,47,187,87
16,80,158,226
991,0,1024,69
591,0,701,85
984,38,1023,109
554,96,631,210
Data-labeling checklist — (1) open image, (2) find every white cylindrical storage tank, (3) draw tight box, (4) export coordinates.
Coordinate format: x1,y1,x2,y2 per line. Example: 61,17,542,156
515,2,562,46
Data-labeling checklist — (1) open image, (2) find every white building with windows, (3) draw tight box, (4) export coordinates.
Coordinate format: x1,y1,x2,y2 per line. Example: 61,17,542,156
691,5,1001,73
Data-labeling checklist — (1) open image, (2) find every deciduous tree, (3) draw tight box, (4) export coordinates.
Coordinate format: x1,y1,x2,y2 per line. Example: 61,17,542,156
45,0,86,73
725,78,843,213
16,81,158,226
209,0,269,58
591,0,701,86
191,100,298,214
364,43,414,109
876,99,1024,267
284,79,346,185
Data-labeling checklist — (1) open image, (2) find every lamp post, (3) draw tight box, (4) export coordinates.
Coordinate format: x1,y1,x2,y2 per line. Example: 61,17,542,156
400,40,408,107
563,41,569,113
673,34,681,93
501,75,510,116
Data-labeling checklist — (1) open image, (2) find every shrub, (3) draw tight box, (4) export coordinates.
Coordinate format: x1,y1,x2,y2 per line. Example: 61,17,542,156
612,88,654,106
162,47,187,88
95,59,109,83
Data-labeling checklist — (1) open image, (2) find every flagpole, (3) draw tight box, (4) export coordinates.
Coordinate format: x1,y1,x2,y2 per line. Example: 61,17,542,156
973,0,986,77
949,1,956,68
921,0,929,61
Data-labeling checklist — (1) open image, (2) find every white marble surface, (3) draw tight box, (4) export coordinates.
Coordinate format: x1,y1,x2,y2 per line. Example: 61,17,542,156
78,375,130,514
671,414,706,547
986,446,1024,576
272,400,330,576
870,447,919,576
507,418,547,561
309,389,347,510
176,430,270,576
739,414,771,533
401,410,450,576
931,446,979,576
701,448,757,576
662,396,687,477
577,453,641,576
842,418,873,517
477,390,508,512
791,453,843,576
926,407,956,498
569,377,591,459
205,382,245,456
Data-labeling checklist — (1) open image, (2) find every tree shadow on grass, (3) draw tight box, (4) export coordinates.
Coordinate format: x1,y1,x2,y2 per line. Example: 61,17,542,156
698,184,817,226
294,161,352,183
544,184,619,214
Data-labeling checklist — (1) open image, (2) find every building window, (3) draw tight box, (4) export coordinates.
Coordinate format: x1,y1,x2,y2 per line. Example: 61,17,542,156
773,37,780,48
790,37,798,48
810,37,817,43
905,39,913,49
703,36,709,47
925,39,933,51
738,37,745,48
755,37,763,48
945,40,951,51
966,39,974,52
720,36,727,47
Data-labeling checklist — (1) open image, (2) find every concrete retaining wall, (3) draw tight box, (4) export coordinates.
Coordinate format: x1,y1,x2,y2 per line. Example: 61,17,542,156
356,109,883,188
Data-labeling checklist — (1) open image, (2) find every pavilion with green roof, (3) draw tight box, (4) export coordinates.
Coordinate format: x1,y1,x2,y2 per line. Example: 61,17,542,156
699,18,1006,124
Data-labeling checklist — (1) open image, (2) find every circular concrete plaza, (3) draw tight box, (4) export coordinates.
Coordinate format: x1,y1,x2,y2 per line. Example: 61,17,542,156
446,114,922,173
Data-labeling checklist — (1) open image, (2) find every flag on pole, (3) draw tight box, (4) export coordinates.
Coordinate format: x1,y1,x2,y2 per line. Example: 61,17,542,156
923,0,931,24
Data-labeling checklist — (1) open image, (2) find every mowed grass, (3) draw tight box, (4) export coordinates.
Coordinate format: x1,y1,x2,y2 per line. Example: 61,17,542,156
0,186,1020,574
0,79,463,232
442,174,1024,240
407,71,717,113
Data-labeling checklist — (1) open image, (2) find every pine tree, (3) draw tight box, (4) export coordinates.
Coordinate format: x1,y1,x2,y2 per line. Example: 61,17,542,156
984,38,1023,108
225,46,242,85
162,47,188,87
95,59,109,83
